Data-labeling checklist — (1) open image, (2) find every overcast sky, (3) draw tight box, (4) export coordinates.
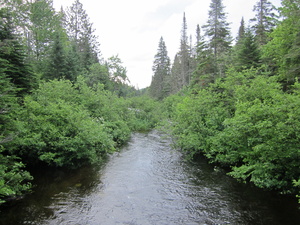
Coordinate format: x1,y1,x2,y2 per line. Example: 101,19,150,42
53,0,282,89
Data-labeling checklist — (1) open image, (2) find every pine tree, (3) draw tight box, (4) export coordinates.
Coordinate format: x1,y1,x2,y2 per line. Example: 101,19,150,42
251,0,278,46
202,0,232,80
149,37,171,99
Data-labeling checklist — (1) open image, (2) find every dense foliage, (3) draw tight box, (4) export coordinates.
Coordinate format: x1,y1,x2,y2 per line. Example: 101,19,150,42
167,69,300,193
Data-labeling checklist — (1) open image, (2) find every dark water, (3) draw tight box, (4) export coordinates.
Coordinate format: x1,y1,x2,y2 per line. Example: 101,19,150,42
1,131,300,225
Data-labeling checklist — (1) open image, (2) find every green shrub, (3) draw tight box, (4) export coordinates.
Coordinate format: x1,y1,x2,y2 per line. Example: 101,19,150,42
0,147,32,204
169,68,300,194
12,97,115,168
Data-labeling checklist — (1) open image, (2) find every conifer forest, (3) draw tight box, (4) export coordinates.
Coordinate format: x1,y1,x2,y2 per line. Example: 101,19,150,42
1,0,300,209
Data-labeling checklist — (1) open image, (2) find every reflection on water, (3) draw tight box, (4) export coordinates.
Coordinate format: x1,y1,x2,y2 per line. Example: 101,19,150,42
1,131,300,225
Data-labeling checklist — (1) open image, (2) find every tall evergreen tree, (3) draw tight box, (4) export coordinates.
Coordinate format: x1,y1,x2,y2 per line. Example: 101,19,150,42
0,63,17,144
65,41,82,79
202,0,232,80
178,12,191,87
234,28,261,70
45,32,69,80
237,17,246,41
0,7,36,96
196,24,201,47
149,37,171,99
251,0,278,46
65,0,100,70
192,31,215,88
170,54,182,94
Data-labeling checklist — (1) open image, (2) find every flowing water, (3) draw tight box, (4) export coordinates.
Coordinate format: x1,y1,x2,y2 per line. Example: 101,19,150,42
1,131,300,225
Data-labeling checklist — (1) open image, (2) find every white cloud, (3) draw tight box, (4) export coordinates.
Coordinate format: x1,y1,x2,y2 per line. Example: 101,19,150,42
53,0,282,89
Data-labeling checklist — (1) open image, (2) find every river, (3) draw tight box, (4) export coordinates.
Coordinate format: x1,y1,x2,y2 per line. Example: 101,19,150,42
1,131,300,225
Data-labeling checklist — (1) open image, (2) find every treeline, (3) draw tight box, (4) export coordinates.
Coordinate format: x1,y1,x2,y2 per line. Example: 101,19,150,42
0,0,161,205
149,0,279,99
156,0,300,199
1,0,135,96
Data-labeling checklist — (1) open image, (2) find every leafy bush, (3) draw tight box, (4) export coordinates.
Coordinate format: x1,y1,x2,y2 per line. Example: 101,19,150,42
8,79,123,168
126,96,163,131
170,85,232,158
169,68,300,194
211,83,300,191
0,66,32,204
104,120,131,146
0,148,32,204
12,97,115,168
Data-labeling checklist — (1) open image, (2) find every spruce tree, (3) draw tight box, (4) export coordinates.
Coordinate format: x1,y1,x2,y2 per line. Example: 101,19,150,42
45,32,69,80
150,37,171,99
0,8,36,96
196,24,201,47
65,0,100,70
170,54,182,94
192,30,215,88
65,41,82,80
251,0,278,46
234,28,261,70
202,0,232,80
285,31,300,82
0,63,17,144
237,17,246,41
178,13,191,87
